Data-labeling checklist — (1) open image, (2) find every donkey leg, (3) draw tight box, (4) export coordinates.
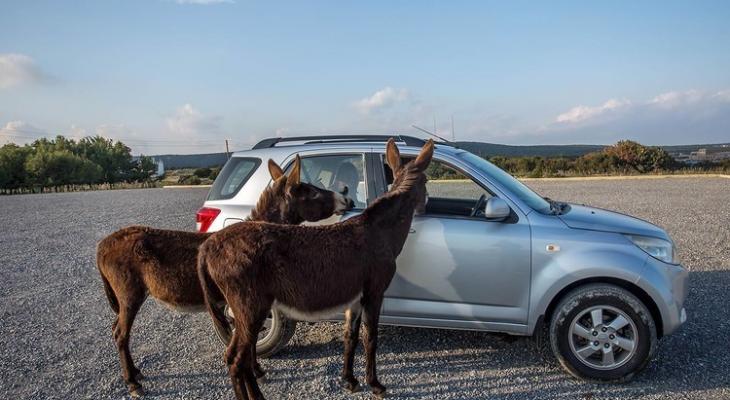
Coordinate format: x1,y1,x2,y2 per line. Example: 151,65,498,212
341,307,362,392
114,300,145,397
222,304,265,380
251,306,271,382
230,327,265,400
228,334,249,400
253,345,267,382
227,297,268,400
362,296,386,397
225,330,240,367
240,309,270,400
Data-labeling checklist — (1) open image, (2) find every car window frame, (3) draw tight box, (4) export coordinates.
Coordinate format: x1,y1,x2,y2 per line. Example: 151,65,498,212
207,156,262,201
373,152,518,223
282,151,373,209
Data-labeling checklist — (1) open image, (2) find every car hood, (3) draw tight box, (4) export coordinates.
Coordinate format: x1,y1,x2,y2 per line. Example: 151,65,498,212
559,204,670,241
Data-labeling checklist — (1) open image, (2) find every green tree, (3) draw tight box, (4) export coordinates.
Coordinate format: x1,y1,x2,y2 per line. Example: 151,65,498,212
194,167,212,178
25,148,103,188
76,136,133,182
130,155,156,181
0,144,32,191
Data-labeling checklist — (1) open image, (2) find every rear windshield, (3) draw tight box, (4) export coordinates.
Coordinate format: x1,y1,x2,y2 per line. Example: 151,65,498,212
207,157,261,200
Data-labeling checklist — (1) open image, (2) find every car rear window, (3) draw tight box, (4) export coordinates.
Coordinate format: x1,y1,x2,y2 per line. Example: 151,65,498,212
207,157,261,200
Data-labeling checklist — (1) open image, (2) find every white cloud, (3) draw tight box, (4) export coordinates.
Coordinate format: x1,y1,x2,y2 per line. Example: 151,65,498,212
648,89,704,108
166,104,222,138
174,0,234,4
0,54,47,89
0,121,48,145
556,99,631,123
354,87,410,115
542,89,730,144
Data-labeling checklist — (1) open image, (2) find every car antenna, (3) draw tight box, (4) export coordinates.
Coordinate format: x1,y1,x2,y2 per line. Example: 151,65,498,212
411,124,452,143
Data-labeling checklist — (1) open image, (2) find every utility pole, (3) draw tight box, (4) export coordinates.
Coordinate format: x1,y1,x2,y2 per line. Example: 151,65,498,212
433,116,437,136
225,139,230,159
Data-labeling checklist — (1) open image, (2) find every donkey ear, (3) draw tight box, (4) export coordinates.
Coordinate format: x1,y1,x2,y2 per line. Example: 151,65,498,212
385,138,401,172
287,155,302,186
412,139,435,172
268,159,285,180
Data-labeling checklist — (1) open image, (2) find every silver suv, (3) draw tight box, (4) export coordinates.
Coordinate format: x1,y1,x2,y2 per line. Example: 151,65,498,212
197,135,688,381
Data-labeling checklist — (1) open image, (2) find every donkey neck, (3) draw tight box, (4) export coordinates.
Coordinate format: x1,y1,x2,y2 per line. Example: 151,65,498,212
357,179,421,255
246,179,303,225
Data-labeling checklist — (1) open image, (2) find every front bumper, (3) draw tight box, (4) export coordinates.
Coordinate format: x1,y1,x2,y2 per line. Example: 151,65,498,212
639,256,689,336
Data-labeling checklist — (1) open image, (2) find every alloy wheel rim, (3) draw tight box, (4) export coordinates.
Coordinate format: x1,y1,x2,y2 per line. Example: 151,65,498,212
568,305,638,370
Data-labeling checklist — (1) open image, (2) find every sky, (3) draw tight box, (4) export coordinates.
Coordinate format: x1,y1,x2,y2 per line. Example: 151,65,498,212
1,0,729,154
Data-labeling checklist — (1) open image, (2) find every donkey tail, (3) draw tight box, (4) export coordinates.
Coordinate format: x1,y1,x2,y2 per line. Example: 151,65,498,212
100,272,120,314
197,246,232,342
96,244,120,314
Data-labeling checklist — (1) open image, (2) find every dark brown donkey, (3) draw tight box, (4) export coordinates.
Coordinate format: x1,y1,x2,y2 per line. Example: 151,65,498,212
96,157,352,397
198,139,434,400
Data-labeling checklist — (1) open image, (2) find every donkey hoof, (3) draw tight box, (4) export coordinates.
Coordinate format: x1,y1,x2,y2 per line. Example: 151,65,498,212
371,385,387,398
341,377,361,393
129,385,145,398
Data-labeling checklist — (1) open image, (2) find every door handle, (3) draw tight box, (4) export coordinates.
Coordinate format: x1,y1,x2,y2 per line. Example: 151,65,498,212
409,228,416,234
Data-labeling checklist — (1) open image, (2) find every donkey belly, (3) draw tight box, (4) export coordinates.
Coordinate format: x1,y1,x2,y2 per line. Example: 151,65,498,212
147,276,206,313
155,299,207,313
274,292,362,322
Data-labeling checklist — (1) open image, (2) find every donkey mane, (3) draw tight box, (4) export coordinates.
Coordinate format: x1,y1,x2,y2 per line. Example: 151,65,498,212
246,176,289,223
360,163,424,221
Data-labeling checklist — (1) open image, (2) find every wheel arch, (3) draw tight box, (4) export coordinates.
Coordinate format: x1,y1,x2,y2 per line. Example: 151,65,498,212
538,277,664,338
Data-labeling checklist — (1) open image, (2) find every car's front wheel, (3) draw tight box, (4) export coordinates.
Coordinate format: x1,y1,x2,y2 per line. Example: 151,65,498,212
549,284,658,381
215,306,297,358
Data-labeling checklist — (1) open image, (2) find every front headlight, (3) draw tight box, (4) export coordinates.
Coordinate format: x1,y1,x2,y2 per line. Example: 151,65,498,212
625,234,678,264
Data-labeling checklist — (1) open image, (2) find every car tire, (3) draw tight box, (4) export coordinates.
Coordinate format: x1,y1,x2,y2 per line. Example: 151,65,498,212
531,317,557,365
256,308,297,358
215,306,297,358
549,284,658,382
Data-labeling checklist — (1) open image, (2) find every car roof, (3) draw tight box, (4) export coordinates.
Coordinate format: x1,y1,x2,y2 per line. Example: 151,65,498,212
230,136,465,160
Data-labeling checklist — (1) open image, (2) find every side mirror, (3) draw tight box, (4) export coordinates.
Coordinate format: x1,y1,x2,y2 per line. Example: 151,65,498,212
484,197,510,221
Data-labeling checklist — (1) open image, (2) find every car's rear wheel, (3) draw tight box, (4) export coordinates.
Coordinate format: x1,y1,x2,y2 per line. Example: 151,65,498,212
549,284,658,381
215,306,297,358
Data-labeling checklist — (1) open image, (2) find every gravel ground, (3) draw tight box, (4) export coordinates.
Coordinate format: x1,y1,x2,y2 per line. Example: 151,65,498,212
0,177,728,399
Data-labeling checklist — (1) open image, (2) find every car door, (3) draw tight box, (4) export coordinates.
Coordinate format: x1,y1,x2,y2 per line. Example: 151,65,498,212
377,153,532,326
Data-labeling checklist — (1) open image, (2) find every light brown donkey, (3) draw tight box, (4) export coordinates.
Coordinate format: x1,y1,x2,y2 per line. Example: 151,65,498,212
96,157,352,397
198,139,434,400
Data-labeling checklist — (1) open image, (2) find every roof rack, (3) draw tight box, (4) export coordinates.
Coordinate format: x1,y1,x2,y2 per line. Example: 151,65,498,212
252,135,429,150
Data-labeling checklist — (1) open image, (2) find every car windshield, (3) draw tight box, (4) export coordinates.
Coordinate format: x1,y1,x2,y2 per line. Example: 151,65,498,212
457,151,552,214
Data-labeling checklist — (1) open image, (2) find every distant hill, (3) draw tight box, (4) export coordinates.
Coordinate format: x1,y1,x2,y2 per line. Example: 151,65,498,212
454,142,605,158
455,141,730,158
147,141,730,170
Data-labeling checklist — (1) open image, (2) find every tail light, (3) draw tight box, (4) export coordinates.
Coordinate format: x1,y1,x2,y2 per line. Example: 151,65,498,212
196,207,221,232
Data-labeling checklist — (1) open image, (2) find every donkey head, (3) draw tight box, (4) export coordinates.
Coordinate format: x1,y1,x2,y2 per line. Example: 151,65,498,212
266,156,354,224
385,138,434,214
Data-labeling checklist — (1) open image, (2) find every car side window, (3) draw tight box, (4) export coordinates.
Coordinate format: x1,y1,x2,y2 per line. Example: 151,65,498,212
289,154,368,208
382,156,491,218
